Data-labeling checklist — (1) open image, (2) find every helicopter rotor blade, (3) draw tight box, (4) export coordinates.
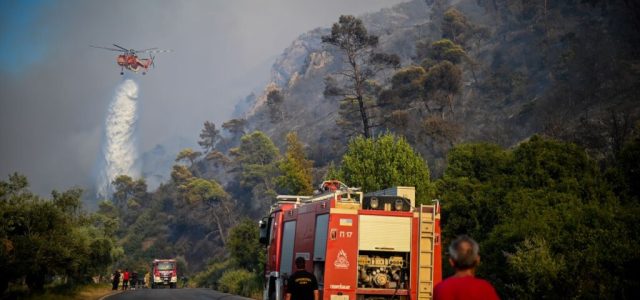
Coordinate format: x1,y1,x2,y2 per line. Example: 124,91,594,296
135,47,158,53
144,49,173,54
90,45,124,52
112,44,129,51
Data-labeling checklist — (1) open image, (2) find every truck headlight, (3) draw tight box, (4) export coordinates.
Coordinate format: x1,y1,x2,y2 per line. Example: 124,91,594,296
394,199,403,211
370,197,379,209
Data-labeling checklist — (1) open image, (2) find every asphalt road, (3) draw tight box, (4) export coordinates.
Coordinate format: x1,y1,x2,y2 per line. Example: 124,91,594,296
103,288,254,300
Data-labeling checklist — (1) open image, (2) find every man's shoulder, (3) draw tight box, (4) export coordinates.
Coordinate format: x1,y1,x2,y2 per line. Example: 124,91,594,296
294,270,315,277
438,275,492,283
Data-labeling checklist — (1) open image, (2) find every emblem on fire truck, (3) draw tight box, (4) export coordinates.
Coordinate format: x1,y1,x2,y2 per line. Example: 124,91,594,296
334,249,350,269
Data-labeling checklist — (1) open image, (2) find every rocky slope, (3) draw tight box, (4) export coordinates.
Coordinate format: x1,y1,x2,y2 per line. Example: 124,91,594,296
235,0,640,175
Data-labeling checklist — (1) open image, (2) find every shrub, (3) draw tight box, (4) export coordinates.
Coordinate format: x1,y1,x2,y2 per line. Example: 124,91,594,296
217,268,261,297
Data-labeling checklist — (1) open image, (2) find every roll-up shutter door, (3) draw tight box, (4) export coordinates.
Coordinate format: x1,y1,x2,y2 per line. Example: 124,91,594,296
359,215,411,252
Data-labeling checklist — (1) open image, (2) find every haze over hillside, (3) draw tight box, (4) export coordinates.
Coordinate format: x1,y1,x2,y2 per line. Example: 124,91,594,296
238,0,639,175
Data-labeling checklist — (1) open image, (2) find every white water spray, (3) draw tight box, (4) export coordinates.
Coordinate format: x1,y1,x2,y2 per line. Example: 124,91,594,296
97,79,140,199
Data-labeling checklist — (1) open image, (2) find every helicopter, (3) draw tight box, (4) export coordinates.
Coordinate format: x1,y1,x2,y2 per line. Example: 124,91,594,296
90,44,171,75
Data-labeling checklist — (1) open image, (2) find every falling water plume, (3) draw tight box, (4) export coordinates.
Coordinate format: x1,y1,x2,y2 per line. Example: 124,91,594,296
97,79,140,199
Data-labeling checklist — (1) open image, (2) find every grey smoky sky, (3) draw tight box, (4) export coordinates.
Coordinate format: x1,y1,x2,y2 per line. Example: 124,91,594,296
0,0,406,196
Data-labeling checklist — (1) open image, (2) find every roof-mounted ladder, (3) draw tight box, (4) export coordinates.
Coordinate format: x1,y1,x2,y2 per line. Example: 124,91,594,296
418,204,436,300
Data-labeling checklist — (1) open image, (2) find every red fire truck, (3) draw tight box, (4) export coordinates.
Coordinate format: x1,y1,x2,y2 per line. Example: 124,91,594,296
151,259,178,289
259,181,441,300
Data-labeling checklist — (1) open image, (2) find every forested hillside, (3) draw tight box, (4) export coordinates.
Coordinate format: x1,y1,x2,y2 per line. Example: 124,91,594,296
243,0,640,175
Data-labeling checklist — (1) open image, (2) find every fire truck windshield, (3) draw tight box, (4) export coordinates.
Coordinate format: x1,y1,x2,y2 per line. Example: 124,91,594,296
157,262,175,270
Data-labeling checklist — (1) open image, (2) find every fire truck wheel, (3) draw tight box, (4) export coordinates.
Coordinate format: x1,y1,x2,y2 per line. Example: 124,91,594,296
170,283,177,289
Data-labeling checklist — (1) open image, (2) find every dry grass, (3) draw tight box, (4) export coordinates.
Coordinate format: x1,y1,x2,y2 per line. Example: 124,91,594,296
73,283,113,300
4,283,113,300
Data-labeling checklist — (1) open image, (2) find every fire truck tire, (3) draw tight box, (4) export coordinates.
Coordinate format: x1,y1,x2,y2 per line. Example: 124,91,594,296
170,283,177,289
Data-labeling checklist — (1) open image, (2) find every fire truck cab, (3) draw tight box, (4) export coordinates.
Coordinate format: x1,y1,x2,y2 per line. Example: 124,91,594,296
259,181,441,300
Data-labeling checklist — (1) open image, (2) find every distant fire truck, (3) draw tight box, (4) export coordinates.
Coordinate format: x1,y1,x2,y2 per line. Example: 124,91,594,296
151,259,178,289
259,181,442,300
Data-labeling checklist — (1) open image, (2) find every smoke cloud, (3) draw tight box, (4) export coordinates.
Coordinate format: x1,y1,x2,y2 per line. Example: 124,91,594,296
97,79,140,199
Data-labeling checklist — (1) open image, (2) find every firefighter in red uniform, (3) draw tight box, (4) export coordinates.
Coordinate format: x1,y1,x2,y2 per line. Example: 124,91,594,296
285,257,319,300
122,269,130,290
434,235,500,300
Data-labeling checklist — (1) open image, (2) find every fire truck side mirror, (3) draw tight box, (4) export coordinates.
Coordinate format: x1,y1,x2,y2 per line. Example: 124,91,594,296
259,217,270,245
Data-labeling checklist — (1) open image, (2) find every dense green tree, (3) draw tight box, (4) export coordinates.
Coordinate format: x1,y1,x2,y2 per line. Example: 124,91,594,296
322,15,399,138
436,143,509,244
231,131,279,166
379,66,426,123
198,121,220,154
0,175,118,293
276,132,314,195
180,178,234,245
381,56,463,120
380,38,465,150
229,131,280,215
444,143,509,181
416,39,466,66
52,188,83,217
390,66,427,100
96,200,119,220
112,175,147,212
181,178,227,205
0,172,29,198
226,219,264,272
337,133,433,203
438,136,640,299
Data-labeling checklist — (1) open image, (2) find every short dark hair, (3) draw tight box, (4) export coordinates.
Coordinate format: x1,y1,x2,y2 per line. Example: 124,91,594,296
295,257,306,269
448,235,480,270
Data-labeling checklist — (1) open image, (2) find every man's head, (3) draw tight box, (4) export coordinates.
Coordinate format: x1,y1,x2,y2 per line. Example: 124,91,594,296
448,235,480,270
295,256,306,270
